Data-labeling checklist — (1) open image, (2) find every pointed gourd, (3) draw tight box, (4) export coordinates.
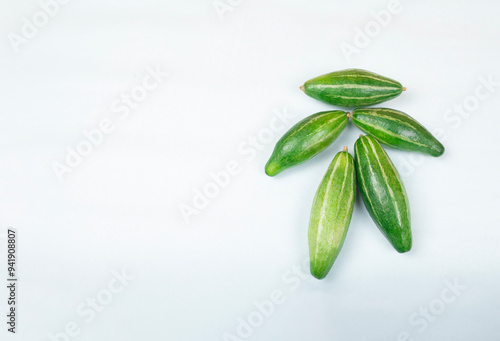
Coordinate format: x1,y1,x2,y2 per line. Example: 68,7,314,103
301,69,404,108
308,148,356,279
265,110,348,176
352,108,444,156
354,135,412,253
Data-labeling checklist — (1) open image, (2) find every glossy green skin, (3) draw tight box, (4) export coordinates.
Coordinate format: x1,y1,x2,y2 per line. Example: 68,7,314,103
265,111,348,176
302,69,403,108
309,151,356,279
354,135,412,253
352,108,445,157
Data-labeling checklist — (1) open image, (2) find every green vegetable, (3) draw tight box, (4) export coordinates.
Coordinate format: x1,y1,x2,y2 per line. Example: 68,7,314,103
265,110,348,176
309,147,356,279
354,135,411,253
301,69,405,107
352,108,444,156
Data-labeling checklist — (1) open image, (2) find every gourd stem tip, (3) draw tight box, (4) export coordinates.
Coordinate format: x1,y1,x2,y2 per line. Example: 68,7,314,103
343,146,348,152
299,85,305,91
403,87,407,91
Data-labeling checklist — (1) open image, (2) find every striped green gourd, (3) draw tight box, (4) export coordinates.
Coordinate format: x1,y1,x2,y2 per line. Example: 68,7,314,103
354,135,412,253
352,108,445,156
301,69,405,107
265,110,348,176
309,147,356,279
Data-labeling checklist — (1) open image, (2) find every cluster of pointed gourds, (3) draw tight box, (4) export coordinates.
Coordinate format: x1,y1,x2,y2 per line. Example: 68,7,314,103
265,69,445,280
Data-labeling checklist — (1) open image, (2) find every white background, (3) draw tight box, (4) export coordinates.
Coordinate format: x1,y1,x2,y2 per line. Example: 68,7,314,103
1,0,500,340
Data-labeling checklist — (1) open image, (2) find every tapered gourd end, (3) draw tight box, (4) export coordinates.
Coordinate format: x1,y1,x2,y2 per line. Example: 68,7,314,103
430,143,445,157
310,267,328,280
299,85,305,92
394,241,412,253
391,233,412,253
265,160,281,177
